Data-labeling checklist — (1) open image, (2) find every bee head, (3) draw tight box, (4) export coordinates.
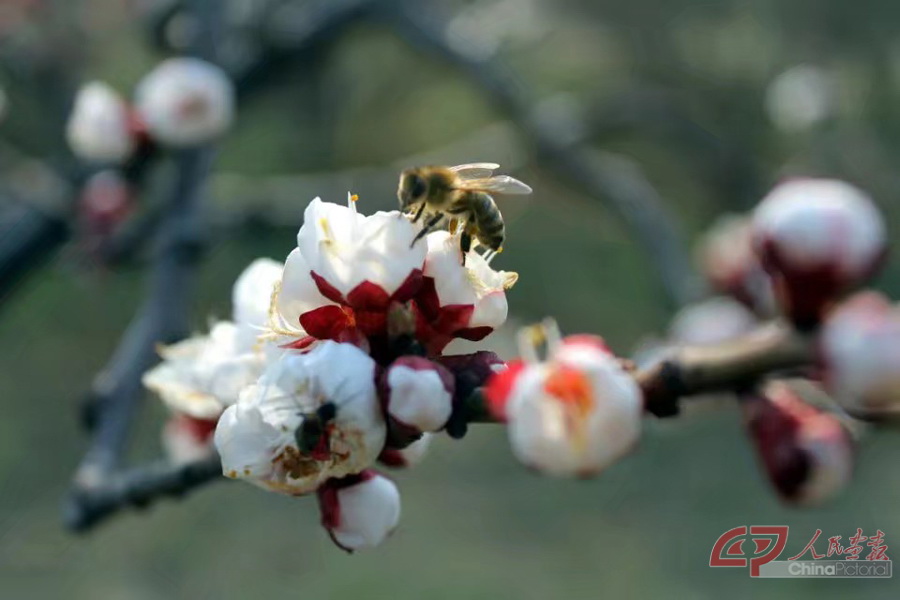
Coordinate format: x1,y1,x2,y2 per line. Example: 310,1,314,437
398,169,428,210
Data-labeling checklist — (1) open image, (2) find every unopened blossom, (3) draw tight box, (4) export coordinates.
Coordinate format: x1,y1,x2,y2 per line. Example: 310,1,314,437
378,434,433,468
214,341,386,495
414,230,517,353
381,356,455,438
66,82,136,164
742,381,853,506
143,258,283,419
486,324,642,477
752,178,886,327
819,292,900,420
135,57,235,147
161,414,218,465
668,296,757,346
274,195,426,344
317,470,401,552
695,214,774,314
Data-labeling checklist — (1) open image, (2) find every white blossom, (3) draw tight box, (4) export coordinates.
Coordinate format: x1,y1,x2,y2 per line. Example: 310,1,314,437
295,195,426,303
66,82,135,164
764,65,835,132
489,328,642,477
143,258,283,418
135,57,235,147
214,341,386,495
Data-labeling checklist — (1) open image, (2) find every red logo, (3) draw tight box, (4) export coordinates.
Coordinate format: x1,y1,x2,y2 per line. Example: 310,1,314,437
710,526,789,577
711,527,890,577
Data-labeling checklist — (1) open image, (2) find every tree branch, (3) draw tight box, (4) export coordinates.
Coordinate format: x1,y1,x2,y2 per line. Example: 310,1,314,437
64,454,224,532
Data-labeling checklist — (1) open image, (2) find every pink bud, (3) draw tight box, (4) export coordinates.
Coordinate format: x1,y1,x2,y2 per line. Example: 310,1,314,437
317,471,401,552
752,179,886,327
819,292,900,420
742,381,853,506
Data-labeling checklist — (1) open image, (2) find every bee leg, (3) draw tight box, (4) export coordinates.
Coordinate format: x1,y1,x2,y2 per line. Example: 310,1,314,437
410,213,445,247
410,202,426,223
460,230,472,266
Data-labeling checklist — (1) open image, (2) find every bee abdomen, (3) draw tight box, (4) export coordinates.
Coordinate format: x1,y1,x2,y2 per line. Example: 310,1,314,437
470,193,505,251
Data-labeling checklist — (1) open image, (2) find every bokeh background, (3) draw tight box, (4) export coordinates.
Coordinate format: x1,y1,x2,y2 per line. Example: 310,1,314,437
2,0,900,597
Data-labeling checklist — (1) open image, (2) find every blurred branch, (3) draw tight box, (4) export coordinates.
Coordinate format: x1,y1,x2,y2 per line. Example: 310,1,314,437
380,3,705,307
64,0,221,531
64,454,224,532
637,323,813,417
0,201,69,304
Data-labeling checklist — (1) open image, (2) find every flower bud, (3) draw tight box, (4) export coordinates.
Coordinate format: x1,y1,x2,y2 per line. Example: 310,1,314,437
819,292,900,421
752,179,886,327
79,171,133,233
382,357,455,436
317,471,401,552
486,325,642,477
66,82,135,163
135,58,235,147
742,381,853,506
696,214,774,314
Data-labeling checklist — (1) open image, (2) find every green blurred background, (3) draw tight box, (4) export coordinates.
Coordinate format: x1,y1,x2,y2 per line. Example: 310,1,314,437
2,0,900,597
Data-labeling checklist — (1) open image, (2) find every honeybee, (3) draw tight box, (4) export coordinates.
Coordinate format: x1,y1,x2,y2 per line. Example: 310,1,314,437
398,163,532,260
294,401,337,455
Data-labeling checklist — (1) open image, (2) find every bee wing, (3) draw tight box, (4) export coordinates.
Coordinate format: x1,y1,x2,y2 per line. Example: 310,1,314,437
457,175,533,195
449,162,501,180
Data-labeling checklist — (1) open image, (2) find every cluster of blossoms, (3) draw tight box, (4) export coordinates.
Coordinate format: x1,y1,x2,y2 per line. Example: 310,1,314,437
144,193,520,551
66,58,235,256
139,172,897,549
687,177,894,505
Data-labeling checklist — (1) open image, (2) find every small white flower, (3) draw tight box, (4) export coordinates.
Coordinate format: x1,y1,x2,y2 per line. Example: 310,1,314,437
214,341,386,495
752,179,886,325
317,471,401,552
819,292,900,420
66,82,135,164
669,296,757,346
135,57,235,147
296,195,426,304
143,259,283,418
383,357,454,433
488,324,642,477
143,321,262,419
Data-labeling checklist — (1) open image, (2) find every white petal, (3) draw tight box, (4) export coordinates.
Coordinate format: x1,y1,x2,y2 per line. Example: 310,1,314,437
275,248,334,327
232,258,284,348
332,475,401,550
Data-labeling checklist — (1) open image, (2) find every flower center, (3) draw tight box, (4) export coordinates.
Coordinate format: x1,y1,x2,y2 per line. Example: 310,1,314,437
544,366,595,418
